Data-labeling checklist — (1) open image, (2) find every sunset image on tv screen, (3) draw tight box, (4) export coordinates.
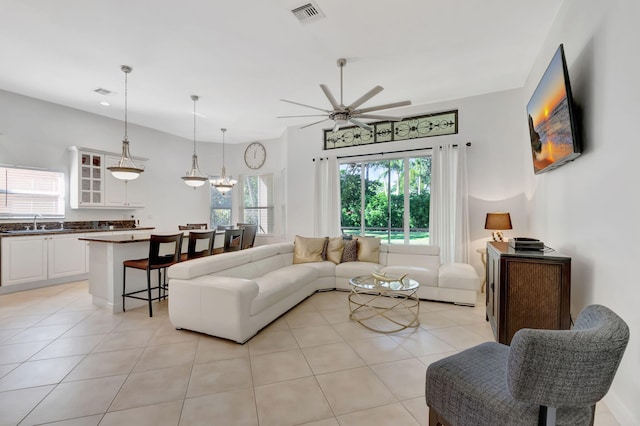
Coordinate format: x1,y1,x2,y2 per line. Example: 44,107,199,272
527,48,575,173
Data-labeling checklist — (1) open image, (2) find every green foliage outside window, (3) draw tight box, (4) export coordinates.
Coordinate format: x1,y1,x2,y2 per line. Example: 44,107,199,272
340,156,431,243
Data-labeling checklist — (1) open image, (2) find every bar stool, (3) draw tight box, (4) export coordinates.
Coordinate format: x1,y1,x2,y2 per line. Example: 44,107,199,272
223,228,244,252
122,233,183,317
180,230,215,261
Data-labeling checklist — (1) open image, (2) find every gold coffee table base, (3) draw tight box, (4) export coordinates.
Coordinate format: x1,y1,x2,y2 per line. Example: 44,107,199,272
348,287,420,333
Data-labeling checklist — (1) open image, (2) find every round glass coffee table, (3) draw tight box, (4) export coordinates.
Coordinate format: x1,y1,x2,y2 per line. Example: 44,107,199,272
348,274,420,333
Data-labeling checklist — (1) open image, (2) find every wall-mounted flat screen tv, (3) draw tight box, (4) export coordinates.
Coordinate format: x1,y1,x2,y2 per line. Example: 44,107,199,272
527,44,581,174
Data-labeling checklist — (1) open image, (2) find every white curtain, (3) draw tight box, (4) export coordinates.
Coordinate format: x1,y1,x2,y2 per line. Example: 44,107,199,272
429,143,470,263
313,156,342,237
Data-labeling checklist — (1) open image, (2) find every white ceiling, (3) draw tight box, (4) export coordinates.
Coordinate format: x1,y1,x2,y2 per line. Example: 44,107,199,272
0,0,562,144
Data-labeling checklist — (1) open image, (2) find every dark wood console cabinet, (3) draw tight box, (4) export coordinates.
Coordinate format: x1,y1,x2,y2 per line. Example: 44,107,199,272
486,242,571,345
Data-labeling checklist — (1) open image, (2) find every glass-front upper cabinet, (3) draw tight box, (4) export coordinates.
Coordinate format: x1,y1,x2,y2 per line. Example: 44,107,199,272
80,152,102,205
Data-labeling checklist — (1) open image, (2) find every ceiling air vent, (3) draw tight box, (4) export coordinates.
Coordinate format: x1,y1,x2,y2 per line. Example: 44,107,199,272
291,2,325,24
93,88,112,96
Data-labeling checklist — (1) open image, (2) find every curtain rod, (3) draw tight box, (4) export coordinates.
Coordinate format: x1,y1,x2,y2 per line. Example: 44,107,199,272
312,142,471,161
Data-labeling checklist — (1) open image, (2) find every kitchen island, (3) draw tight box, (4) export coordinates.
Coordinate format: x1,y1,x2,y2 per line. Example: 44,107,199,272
80,233,156,313
80,231,224,313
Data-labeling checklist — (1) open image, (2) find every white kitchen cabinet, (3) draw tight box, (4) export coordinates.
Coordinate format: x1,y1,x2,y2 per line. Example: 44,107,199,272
47,233,87,279
1,233,89,286
1,236,48,286
69,146,147,209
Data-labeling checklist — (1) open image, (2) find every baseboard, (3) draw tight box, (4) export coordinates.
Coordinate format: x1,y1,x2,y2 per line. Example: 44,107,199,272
603,391,637,425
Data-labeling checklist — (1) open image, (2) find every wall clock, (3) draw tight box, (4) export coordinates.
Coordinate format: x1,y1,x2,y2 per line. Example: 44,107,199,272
244,142,266,170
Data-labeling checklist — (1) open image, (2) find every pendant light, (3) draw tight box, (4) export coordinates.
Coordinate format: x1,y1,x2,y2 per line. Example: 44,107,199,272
209,128,237,193
181,95,207,188
107,65,144,181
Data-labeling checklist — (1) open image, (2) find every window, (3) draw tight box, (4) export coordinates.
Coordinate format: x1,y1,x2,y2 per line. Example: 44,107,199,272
0,166,65,218
241,174,274,234
210,188,232,228
339,155,431,244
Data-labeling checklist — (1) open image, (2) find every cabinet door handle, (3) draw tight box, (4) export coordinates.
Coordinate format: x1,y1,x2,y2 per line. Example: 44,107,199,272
491,283,495,291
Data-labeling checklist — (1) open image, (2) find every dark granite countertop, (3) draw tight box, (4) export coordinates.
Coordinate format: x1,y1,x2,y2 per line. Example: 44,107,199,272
0,227,155,237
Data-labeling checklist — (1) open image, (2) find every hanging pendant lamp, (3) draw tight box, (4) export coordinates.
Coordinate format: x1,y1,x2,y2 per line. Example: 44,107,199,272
107,65,144,181
209,128,237,193
181,95,207,188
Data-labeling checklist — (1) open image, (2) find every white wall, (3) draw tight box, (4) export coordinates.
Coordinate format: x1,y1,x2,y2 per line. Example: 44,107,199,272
0,89,212,231
283,88,530,275
522,0,639,423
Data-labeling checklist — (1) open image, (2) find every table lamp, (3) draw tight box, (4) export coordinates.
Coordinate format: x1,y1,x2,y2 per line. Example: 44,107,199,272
485,212,512,242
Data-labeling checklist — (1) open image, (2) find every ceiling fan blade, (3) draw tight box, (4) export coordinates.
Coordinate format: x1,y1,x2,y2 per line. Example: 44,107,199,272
320,84,340,110
347,85,384,110
332,122,340,133
354,100,412,114
277,114,328,118
280,99,331,113
300,118,331,129
353,113,404,121
348,118,373,131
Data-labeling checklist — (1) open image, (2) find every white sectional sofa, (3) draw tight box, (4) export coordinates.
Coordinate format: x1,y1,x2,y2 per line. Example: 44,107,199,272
167,241,479,343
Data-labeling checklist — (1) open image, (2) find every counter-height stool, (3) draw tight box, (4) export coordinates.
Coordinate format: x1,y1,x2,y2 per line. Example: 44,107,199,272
237,223,258,249
180,230,215,261
122,233,183,317
223,228,244,252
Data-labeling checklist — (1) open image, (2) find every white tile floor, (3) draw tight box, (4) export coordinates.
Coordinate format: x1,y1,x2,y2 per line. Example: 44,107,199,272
0,281,619,426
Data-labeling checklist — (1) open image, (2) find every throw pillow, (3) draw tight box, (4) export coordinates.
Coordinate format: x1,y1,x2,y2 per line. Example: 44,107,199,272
356,237,381,263
293,235,327,264
341,238,358,262
321,237,330,260
326,236,344,264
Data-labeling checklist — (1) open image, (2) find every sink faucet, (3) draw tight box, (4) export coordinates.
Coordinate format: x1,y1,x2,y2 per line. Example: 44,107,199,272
33,214,42,230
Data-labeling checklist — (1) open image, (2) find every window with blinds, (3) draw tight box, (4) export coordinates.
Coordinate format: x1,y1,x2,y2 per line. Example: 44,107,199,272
241,174,274,234
0,166,65,218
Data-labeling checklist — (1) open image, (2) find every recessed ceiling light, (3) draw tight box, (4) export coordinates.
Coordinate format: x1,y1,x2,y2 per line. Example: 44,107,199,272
100,101,110,106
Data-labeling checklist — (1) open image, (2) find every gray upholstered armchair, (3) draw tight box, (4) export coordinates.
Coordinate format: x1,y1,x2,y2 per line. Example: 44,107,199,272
425,304,629,426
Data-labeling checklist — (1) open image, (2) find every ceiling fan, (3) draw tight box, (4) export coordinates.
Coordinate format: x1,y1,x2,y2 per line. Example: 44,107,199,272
278,58,412,132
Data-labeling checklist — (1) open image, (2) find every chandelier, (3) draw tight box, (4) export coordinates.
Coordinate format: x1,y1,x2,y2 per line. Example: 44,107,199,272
181,95,207,188
209,128,237,193
107,65,144,181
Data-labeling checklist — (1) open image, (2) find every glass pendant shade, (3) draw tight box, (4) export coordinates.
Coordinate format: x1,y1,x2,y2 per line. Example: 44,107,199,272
108,65,144,181
209,128,236,193
182,95,207,188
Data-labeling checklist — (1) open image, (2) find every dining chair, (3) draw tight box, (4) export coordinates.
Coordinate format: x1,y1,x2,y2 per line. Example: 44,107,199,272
187,223,208,229
237,223,258,249
223,228,244,252
180,230,215,261
122,233,183,317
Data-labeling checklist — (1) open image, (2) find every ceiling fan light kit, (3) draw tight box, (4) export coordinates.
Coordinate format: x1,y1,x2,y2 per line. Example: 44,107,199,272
279,58,411,132
107,65,145,181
